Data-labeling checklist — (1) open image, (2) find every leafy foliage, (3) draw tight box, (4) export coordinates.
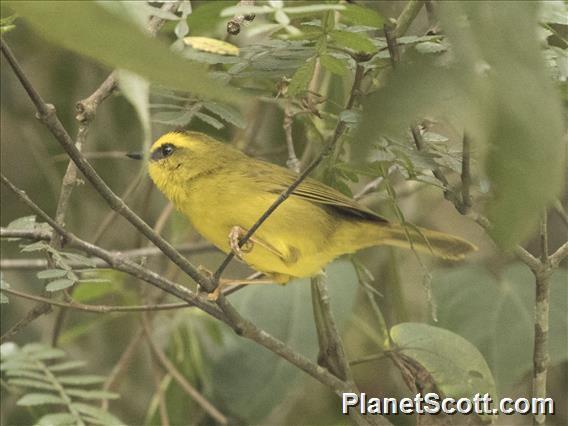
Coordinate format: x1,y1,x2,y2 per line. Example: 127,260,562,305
0,343,121,425
7,1,243,104
432,264,568,393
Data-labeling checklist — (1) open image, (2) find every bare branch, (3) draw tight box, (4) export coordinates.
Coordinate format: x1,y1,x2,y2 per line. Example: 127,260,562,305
213,61,367,283
0,173,225,324
1,39,213,291
311,272,352,382
1,287,194,313
550,241,568,268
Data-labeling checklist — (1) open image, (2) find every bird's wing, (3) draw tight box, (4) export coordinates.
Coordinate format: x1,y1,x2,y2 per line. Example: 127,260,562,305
251,162,389,223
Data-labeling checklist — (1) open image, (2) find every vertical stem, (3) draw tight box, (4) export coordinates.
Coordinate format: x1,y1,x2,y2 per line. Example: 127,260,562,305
460,133,472,214
310,272,352,382
533,214,551,426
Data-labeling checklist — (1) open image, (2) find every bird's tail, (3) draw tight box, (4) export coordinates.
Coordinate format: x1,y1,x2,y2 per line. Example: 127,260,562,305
374,223,477,260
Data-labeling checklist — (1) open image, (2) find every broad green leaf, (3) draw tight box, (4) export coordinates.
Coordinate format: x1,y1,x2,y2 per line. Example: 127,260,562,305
37,413,77,426
220,5,273,18
341,4,384,28
187,1,233,35
58,375,106,385
65,389,120,400
48,361,87,372
72,403,124,424
359,2,565,248
330,30,376,53
8,2,244,105
21,241,48,252
390,323,497,410
17,393,64,406
206,261,358,423
202,101,246,129
439,2,565,247
282,4,345,15
288,57,316,96
320,53,349,76
37,269,68,280
6,215,36,230
432,264,568,393
46,279,75,292
117,70,150,146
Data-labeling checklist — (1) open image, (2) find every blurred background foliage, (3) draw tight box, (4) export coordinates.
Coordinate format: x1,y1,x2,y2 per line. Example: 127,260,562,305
0,1,566,425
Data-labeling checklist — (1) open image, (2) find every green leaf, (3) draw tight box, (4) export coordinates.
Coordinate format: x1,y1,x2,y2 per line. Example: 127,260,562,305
46,279,75,292
341,4,384,28
58,375,106,385
432,264,568,393
288,57,316,96
320,54,349,76
65,389,120,400
59,252,97,268
206,260,358,423
8,2,244,105
5,370,50,381
8,378,57,391
202,102,246,129
1,361,42,371
390,323,497,415
194,112,224,129
282,4,345,15
329,30,376,53
17,393,64,406
21,241,49,252
117,70,151,145
0,293,8,304
71,403,123,425
37,413,77,426
28,348,66,361
7,215,36,230
439,2,565,248
48,361,87,372
37,269,69,280
0,14,18,34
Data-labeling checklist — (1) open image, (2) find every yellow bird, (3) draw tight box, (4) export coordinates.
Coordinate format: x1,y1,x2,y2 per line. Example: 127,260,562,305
141,131,476,289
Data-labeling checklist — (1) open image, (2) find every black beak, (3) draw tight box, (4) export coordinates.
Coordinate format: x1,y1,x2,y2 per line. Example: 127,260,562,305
126,152,143,160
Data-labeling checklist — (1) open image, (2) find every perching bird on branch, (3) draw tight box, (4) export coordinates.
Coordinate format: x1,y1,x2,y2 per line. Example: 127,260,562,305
131,131,476,296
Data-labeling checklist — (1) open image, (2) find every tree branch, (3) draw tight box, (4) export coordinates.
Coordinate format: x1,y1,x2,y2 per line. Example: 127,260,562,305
213,60,367,283
1,38,213,291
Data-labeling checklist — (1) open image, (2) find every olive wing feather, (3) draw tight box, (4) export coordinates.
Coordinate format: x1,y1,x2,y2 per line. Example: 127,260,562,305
250,161,389,223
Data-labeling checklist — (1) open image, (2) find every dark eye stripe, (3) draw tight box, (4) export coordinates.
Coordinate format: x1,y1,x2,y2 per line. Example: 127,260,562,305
151,143,176,161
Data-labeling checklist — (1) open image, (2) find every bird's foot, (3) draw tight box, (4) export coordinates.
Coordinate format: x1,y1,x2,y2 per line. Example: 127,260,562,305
228,226,254,260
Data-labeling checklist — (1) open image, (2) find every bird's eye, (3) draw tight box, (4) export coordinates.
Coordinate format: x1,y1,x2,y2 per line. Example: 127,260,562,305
161,144,175,158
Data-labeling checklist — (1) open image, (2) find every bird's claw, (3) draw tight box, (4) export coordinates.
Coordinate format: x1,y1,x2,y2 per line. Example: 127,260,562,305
228,226,254,260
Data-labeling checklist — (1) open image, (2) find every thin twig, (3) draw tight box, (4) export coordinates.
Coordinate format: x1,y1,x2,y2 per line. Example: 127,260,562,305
0,174,225,325
460,133,473,214
1,39,213,291
549,241,568,268
310,272,352,382
1,287,195,313
532,215,552,426
213,60,367,283
283,101,300,173
141,314,229,425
